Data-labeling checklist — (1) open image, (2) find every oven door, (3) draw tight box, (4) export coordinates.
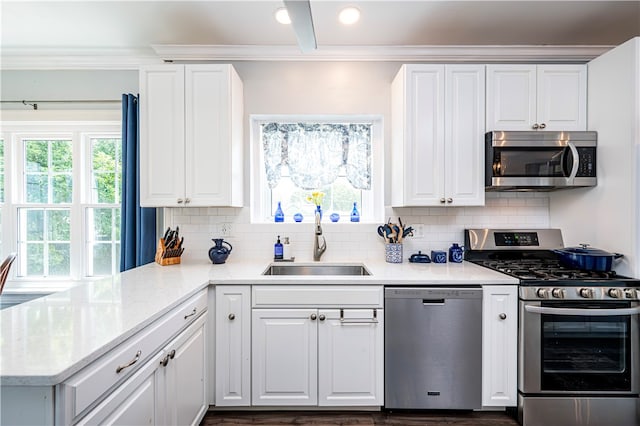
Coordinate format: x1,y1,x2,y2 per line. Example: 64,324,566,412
519,300,640,394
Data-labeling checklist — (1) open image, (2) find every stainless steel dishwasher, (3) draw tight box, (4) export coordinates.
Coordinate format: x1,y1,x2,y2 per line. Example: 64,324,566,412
384,286,483,410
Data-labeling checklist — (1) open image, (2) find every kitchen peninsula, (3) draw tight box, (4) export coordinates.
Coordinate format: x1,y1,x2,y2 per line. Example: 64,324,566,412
1,258,517,425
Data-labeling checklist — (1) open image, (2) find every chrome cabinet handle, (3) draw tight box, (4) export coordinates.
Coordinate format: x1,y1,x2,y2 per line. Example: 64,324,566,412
168,349,176,360
177,198,184,204
499,313,507,320
116,350,142,373
160,349,177,367
228,313,235,320
185,198,191,204
319,314,326,321
310,313,317,320
532,123,539,129
440,198,446,203
184,308,197,320
539,123,546,129
446,198,453,203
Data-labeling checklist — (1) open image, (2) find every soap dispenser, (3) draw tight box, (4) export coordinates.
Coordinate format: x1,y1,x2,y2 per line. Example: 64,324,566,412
274,235,283,260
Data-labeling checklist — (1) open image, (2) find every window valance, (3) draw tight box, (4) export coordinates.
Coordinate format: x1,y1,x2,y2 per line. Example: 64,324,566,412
262,123,371,190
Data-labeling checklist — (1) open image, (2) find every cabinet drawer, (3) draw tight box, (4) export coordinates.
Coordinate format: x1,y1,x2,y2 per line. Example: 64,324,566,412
252,286,383,308
62,289,207,420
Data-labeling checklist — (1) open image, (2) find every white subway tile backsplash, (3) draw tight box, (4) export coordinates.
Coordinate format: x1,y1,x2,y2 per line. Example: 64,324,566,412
165,193,549,262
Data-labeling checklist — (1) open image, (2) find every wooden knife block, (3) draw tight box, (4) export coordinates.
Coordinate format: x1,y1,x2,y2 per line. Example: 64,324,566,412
155,238,181,266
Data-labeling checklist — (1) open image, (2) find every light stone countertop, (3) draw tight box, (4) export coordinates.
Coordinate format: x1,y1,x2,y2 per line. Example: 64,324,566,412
0,258,516,386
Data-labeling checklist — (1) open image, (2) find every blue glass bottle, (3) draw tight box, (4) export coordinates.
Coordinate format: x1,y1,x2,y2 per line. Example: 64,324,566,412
274,202,284,222
350,202,360,222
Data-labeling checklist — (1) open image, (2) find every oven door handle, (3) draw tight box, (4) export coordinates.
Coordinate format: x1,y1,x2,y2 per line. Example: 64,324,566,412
525,305,640,316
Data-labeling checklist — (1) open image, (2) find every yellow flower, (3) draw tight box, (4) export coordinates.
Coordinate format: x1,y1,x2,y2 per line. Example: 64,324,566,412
306,191,325,206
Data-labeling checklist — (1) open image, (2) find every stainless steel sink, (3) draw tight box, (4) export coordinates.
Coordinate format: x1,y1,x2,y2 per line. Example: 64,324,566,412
262,263,371,276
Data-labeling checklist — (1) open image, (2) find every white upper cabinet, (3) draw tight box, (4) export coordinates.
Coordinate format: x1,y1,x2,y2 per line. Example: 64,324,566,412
139,64,244,207
486,64,587,131
391,64,485,207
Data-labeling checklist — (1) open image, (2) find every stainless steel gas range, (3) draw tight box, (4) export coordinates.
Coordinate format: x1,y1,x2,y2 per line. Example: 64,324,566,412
465,228,640,426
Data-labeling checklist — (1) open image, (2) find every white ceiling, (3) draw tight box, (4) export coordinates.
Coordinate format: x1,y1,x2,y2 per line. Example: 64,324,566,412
1,0,639,67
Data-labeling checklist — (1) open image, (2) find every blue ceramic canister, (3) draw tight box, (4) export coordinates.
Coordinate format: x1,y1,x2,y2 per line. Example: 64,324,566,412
431,250,447,264
448,243,464,263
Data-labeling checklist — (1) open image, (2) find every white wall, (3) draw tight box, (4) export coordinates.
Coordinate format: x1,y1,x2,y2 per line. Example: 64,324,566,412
550,37,640,277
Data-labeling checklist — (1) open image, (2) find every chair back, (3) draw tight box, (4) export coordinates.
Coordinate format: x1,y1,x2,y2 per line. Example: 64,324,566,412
0,253,17,295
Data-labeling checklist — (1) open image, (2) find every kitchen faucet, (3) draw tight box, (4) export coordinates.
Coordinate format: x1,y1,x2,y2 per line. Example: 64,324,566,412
313,210,327,261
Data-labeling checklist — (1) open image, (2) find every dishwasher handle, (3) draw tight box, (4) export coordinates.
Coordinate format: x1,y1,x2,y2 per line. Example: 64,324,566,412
422,298,445,305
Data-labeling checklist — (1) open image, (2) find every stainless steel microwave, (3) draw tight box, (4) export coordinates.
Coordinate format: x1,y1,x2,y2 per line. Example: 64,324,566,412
485,131,597,191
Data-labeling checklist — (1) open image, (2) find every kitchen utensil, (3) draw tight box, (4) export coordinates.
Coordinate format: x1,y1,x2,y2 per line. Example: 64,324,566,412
409,251,431,263
553,244,623,272
402,227,414,239
209,238,233,264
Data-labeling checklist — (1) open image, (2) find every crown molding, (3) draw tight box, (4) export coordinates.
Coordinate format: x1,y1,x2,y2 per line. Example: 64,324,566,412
152,44,614,63
1,44,615,69
0,47,162,70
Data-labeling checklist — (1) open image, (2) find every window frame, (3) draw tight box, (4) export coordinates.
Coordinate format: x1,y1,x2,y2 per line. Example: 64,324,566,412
1,121,120,285
250,114,384,224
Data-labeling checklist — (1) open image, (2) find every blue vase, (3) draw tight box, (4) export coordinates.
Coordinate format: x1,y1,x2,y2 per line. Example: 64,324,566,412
350,202,360,222
330,213,340,222
274,202,284,222
293,213,304,222
315,205,322,221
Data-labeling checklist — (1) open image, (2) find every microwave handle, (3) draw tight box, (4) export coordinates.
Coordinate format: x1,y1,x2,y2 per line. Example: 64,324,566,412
561,142,580,180
525,305,640,316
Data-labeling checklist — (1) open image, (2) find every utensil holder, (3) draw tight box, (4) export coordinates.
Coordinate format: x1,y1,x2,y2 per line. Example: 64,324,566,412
385,243,403,263
155,238,182,266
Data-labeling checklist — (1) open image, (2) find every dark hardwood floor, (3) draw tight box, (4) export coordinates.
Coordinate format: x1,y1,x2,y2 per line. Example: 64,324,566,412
200,410,520,426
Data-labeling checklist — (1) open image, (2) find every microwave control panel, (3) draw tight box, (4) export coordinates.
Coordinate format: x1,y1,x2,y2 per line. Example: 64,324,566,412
576,147,596,177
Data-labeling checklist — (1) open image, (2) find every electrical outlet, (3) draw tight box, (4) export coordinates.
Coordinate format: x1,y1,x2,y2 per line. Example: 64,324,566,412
220,222,232,237
413,224,424,238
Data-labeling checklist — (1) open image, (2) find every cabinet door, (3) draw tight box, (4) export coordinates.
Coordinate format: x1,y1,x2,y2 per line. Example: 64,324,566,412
486,65,537,131
215,285,251,406
185,65,243,207
76,352,163,426
252,309,318,406
392,64,445,206
537,65,587,131
444,65,485,206
139,65,186,207
163,314,208,426
482,285,518,407
318,309,384,406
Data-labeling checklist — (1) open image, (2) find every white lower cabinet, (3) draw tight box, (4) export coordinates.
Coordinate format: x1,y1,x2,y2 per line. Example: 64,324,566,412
79,313,207,425
251,306,383,407
160,314,208,426
482,285,518,407
318,309,384,406
83,314,206,426
252,309,318,405
215,285,251,406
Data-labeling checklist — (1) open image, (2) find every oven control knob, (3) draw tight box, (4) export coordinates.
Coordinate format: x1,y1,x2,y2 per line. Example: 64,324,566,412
551,288,565,299
579,288,595,299
625,289,639,299
536,288,550,299
608,288,624,299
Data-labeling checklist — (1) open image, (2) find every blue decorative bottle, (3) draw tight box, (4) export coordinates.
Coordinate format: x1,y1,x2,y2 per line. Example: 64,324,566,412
350,202,360,222
274,202,284,222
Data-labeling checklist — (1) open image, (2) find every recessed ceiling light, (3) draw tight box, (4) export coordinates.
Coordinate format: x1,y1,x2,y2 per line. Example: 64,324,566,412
339,7,360,25
275,7,291,25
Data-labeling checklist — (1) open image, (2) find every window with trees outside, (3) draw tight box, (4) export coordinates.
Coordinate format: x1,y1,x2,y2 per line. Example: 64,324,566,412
2,123,121,281
251,116,383,223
